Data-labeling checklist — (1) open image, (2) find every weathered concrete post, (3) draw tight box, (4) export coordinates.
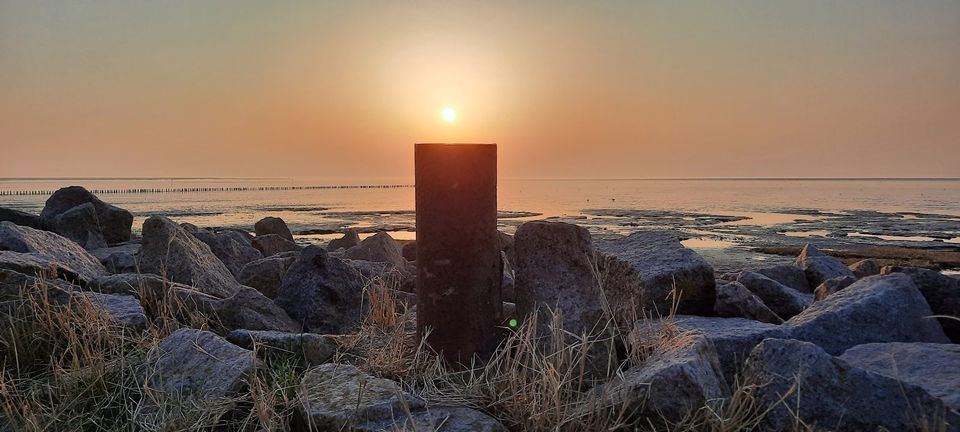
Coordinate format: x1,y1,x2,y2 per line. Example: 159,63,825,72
415,143,502,363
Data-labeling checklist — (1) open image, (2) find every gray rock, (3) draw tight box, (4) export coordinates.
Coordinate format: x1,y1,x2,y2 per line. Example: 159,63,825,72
736,271,812,319
632,315,788,388
147,328,255,399
275,246,367,334
601,334,729,425
501,251,516,303
0,251,90,286
840,342,960,412
355,406,507,432
326,229,360,251
794,243,855,287
294,363,426,430
813,275,858,301
597,230,716,316
0,221,107,284
193,229,263,277
49,203,107,250
848,258,881,278
401,240,417,261
1,268,78,302
881,266,960,342
76,291,147,330
39,186,133,244
714,281,783,324
137,216,241,298
254,216,294,241
225,329,335,366
252,233,300,257
754,263,811,293
215,286,299,332
237,252,297,298
514,221,606,335
89,242,140,274
0,207,42,229
343,231,405,268
742,338,959,432
785,274,949,355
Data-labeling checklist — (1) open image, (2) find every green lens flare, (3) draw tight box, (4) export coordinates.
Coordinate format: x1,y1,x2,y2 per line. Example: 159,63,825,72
508,318,518,328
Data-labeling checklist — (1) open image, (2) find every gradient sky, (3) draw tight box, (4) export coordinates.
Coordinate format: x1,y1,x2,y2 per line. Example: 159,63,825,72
1,1,958,179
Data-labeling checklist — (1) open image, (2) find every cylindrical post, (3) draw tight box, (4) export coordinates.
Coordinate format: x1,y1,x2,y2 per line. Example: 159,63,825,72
415,143,501,363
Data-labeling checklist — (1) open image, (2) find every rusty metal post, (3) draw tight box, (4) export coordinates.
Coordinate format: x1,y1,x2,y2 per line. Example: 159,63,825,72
415,143,501,363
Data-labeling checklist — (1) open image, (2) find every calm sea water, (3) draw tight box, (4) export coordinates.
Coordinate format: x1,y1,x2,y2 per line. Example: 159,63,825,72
2,177,959,246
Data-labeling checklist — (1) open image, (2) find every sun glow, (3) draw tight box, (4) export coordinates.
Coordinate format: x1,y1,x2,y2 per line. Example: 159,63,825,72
441,107,457,123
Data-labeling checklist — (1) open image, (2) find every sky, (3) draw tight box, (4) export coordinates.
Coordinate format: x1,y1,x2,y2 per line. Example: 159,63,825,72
1,0,958,180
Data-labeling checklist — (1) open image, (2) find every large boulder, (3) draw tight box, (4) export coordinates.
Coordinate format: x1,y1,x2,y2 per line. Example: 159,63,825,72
735,271,812,319
714,281,783,324
254,216,294,241
88,242,140,274
600,334,729,425
514,221,606,335
39,186,133,244
214,286,299,332
0,221,107,284
76,291,147,330
48,202,108,250
597,230,716,316
275,246,367,334
632,316,788,388
813,275,858,301
225,329,336,366
0,207,42,229
742,338,959,432
193,229,263,277
145,328,255,404
840,342,960,412
848,258,881,278
137,216,241,298
881,266,960,342
784,274,949,355
794,243,855,287
252,233,300,257
343,231,405,268
327,229,361,251
754,264,811,293
237,252,298,298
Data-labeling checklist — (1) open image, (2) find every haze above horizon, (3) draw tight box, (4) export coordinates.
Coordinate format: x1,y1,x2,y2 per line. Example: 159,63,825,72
1,1,958,179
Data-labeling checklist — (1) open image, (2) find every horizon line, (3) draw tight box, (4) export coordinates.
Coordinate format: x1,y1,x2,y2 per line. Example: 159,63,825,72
2,176,960,182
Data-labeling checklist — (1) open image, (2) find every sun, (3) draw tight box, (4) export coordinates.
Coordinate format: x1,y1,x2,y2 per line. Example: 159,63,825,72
441,106,457,122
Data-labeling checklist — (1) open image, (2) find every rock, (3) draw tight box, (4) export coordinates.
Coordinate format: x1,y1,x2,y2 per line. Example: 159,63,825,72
294,363,426,430
90,273,168,296
76,291,147,330
193,229,263,277
275,246,367,333
401,241,417,261
735,271,812,319
237,252,298,298
754,263,811,293
514,221,605,335
601,334,729,425
632,316,788,388
501,251,516,303
39,186,133,244
0,221,107,284
252,233,300,257
49,203,108,250
840,342,960,412
813,275,858,301
714,281,783,324
794,243,855,287
344,231,405,268
498,231,514,255
146,328,255,401
137,216,241,298
225,329,336,366
214,286,299,332
597,230,716,316
89,242,140,274
742,338,959,432
784,274,949,355
327,229,361,251
848,258,881,278
254,216,294,241
355,406,507,432
0,207,42,228
1,268,78,302
0,251,89,286
881,266,960,343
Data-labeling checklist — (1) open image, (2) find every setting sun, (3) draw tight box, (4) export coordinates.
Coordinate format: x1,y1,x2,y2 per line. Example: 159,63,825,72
441,107,457,123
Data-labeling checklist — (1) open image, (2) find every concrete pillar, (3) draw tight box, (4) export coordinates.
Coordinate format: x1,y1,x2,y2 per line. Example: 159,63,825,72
415,143,502,363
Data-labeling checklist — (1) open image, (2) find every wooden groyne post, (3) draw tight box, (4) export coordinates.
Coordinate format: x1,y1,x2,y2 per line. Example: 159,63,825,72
415,143,502,363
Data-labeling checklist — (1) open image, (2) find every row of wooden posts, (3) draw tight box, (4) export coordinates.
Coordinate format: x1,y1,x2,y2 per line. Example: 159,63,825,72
0,184,412,197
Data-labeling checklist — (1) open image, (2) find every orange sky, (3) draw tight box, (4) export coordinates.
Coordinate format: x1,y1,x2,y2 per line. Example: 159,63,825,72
1,1,958,179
